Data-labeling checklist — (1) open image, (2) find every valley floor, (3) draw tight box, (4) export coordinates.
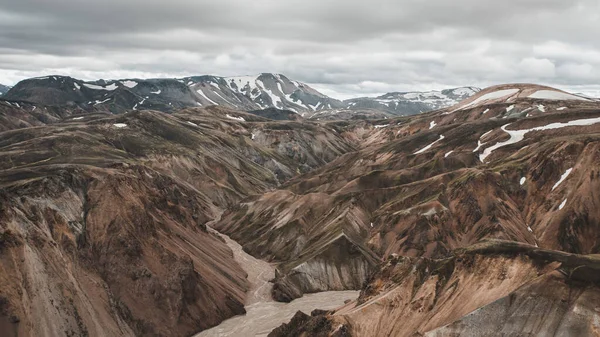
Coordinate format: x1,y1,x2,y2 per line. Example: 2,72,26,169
199,226,358,337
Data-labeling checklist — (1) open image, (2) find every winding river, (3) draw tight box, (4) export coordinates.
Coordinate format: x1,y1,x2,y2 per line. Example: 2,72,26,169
197,227,359,337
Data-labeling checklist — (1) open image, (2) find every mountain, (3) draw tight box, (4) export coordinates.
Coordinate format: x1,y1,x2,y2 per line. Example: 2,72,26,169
0,84,10,96
212,83,600,335
3,82,600,336
3,75,479,119
3,74,344,114
339,86,480,115
281,86,481,120
0,105,354,336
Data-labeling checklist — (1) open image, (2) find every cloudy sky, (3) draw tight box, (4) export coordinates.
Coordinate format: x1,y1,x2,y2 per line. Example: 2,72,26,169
1,0,599,98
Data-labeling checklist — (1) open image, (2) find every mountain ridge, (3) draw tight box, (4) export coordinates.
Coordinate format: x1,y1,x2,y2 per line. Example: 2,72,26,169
2,74,479,117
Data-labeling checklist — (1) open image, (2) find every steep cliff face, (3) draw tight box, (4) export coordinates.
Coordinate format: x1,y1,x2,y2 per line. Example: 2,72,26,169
426,273,600,336
274,241,600,336
0,166,248,337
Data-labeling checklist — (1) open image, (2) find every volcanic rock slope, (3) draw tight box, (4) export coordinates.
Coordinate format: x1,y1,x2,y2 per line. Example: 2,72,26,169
0,106,354,337
213,84,600,336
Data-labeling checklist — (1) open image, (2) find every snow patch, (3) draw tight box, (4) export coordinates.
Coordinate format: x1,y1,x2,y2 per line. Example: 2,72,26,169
187,121,198,127
444,150,454,158
94,98,111,105
458,88,520,110
374,124,389,129
537,104,546,112
121,80,138,88
506,105,515,112
429,121,437,129
113,123,127,128
552,168,573,191
72,117,85,120
480,117,600,162
151,89,162,94
197,89,218,105
226,114,246,122
473,130,493,152
528,90,590,101
83,83,118,91
558,199,567,210
520,177,526,185
212,90,233,104
258,80,283,108
557,107,567,111
414,135,445,154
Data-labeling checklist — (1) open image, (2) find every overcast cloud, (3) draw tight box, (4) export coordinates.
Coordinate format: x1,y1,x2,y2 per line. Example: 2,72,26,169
0,0,599,98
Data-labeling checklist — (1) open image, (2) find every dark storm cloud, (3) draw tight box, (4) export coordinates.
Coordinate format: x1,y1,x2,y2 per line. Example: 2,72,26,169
0,0,599,98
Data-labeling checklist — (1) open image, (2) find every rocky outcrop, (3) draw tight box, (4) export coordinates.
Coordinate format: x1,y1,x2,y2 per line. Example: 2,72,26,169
268,310,351,337
271,235,378,302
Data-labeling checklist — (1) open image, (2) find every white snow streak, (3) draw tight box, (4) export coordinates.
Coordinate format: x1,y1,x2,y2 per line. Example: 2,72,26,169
121,80,138,88
226,114,246,122
84,83,118,91
558,199,567,210
480,117,600,162
459,89,520,110
94,98,111,105
197,89,218,105
552,168,573,191
528,90,590,101
414,135,445,154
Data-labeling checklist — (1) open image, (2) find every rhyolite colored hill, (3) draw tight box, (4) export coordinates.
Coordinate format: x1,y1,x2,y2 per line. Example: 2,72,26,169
1,82,600,336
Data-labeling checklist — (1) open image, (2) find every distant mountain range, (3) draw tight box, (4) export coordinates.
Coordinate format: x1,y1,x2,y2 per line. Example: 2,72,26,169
1,74,479,117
